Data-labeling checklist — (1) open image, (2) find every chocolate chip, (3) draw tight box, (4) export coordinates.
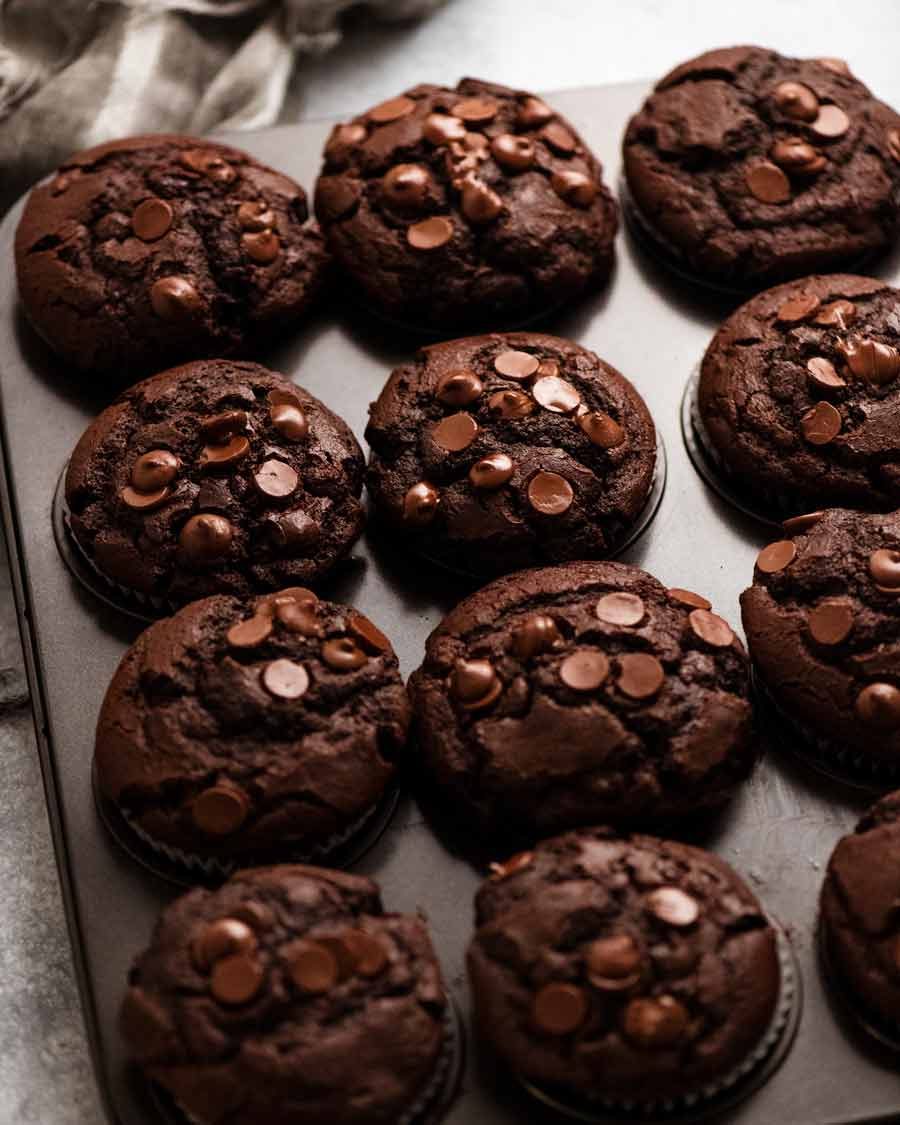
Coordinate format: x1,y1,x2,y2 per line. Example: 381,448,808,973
869,548,900,589
808,600,854,645
265,511,320,556
586,935,643,990
289,941,339,994
745,161,791,204
800,400,842,445
262,658,309,699
131,449,179,493
270,402,308,442
201,411,248,442
180,149,235,182
511,614,561,659
347,612,391,654
494,350,539,380
132,198,173,241
578,410,625,449
622,995,689,1048
274,597,321,635
237,201,276,231
818,57,852,76
368,95,416,123
150,276,202,320
210,953,264,1006
192,918,257,972
782,510,825,534
227,614,273,649
407,216,454,250
453,96,499,122
532,982,588,1035
179,514,234,562
689,609,734,647
490,134,534,171
341,930,388,977
806,357,845,391
424,113,467,145
560,649,610,692
490,850,534,880
772,81,819,121
617,653,665,700
242,230,280,264
770,139,825,176
382,163,432,210
325,123,367,162
120,485,172,512
488,389,534,418
450,658,502,710
596,592,645,627
436,369,482,406
517,97,554,128
888,128,900,162
756,539,797,573
841,338,900,385
432,412,478,452
667,588,711,610
551,170,597,207
527,471,574,516
814,299,856,328
230,902,274,932
192,785,249,836
811,104,850,139
469,452,514,490
537,359,559,377
322,637,368,671
856,683,900,729
315,176,361,221
266,586,318,611
403,481,440,525
647,887,699,927
532,375,581,413
541,122,576,154
253,459,299,500
776,293,821,323
460,178,503,223
199,435,251,472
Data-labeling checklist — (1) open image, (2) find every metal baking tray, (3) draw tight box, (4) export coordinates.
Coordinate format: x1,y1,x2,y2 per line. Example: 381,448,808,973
2,81,900,1125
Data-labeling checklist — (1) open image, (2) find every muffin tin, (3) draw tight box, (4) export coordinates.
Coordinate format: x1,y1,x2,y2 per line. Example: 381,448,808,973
2,82,900,1125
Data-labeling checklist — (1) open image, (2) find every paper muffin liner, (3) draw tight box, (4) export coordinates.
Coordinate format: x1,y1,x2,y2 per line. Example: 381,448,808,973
53,469,164,622
414,429,667,582
155,999,463,1125
518,919,801,1123
679,369,791,529
752,668,900,791
94,763,400,887
817,918,900,1053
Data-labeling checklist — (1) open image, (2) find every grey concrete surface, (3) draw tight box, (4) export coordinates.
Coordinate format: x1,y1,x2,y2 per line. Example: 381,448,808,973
2,2,900,1122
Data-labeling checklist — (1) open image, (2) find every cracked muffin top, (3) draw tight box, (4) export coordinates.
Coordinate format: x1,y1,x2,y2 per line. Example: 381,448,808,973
365,332,657,578
120,865,447,1125
468,828,780,1103
698,274,900,515
64,360,364,604
741,507,900,763
623,47,900,288
820,790,900,1029
95,587,408,863
314,77,617,330
409,561,757,839
15,134,328,379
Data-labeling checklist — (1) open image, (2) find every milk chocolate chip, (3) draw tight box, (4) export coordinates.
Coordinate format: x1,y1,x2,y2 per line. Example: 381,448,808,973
193,785,250,836
450,658,502,710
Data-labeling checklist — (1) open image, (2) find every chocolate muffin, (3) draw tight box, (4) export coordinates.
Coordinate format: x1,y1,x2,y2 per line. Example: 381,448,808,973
409,561,756,840
742,507,900,779
314,78,617,330
623,47,900,289
365,333,657,577
121,865,450,1125
95,587,407,873
697,275,900,517
15,134,328,379
64,359,364,606
468,828,786,1108
820,790,900,1035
